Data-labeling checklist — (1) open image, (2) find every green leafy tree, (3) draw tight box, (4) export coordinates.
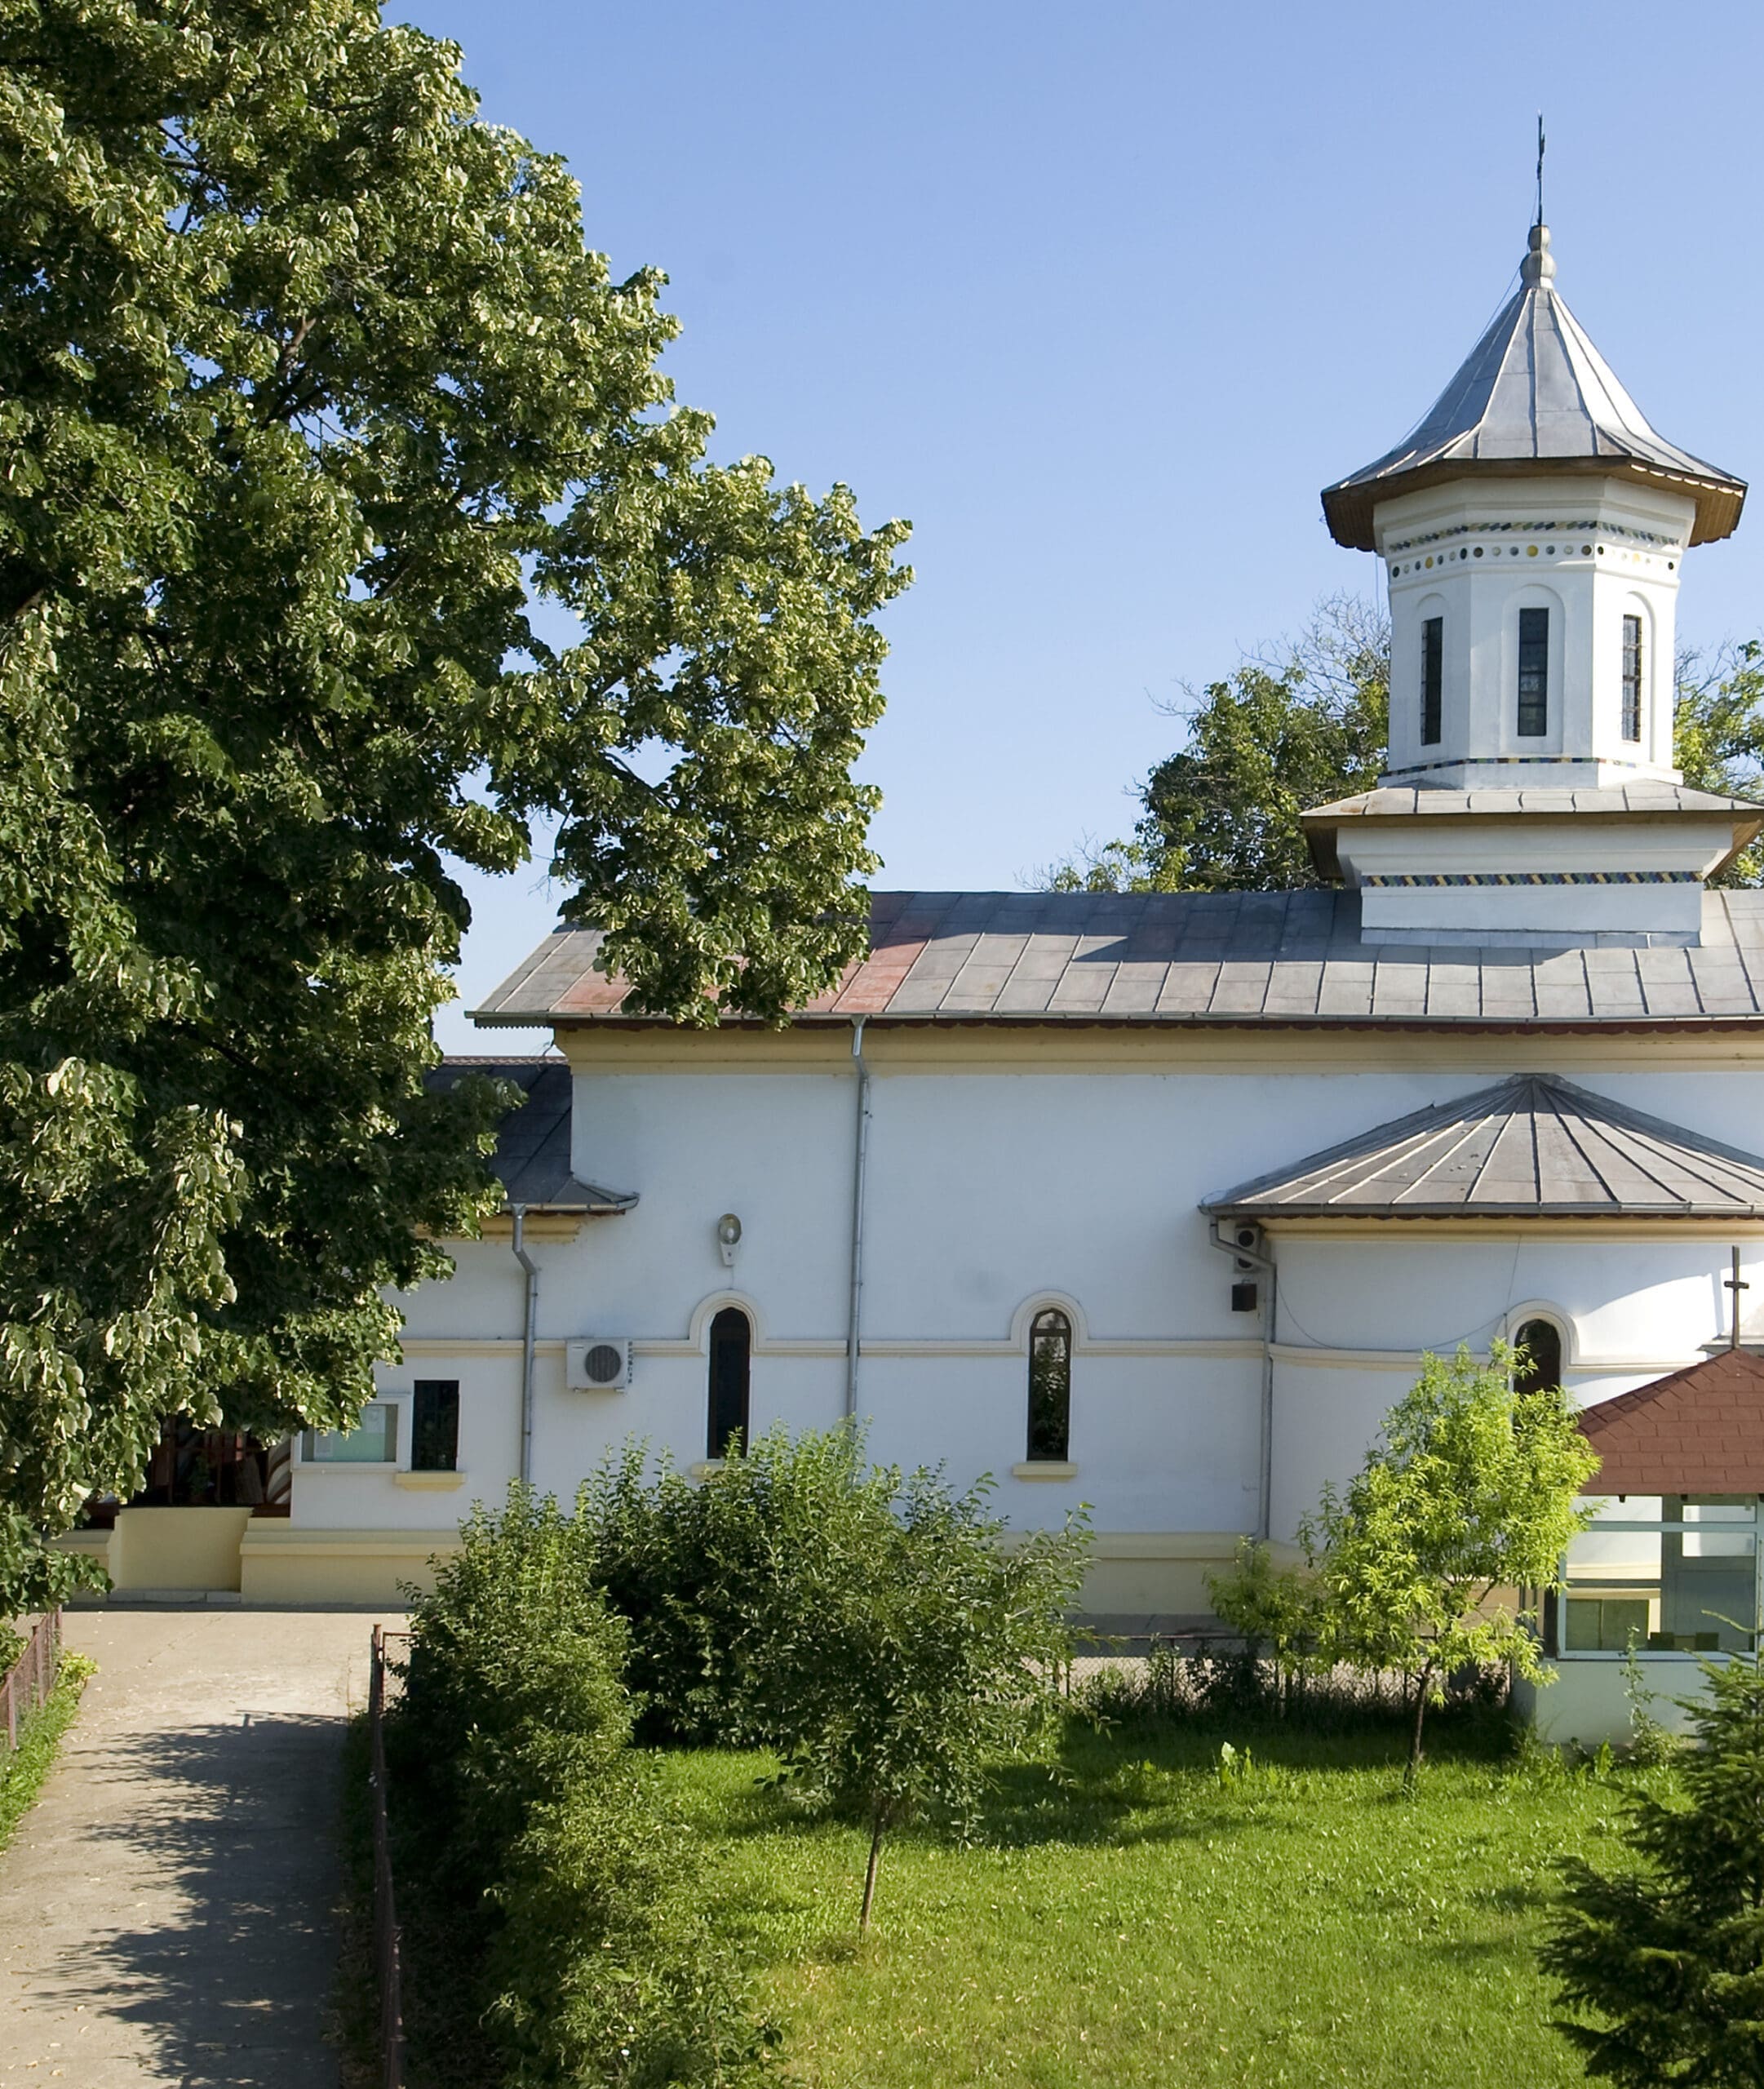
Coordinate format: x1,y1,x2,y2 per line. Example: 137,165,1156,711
1678,640,1764,885
1304,1343,1597,1788
0,0,907,1615
726,1437,1088,1931
1545,1650,1764,2086
1038,605,1764,894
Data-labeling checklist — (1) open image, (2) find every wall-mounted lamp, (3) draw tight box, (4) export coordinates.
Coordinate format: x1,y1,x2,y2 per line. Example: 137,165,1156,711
716,1213,742,1268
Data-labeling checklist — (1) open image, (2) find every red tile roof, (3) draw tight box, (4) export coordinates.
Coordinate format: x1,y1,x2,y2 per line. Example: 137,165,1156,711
1580,1349,1764,1493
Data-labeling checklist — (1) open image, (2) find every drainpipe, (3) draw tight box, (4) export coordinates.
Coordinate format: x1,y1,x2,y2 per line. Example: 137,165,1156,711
511,1205,539,1485
1209,1219,1277,1541
845,1018,871,1419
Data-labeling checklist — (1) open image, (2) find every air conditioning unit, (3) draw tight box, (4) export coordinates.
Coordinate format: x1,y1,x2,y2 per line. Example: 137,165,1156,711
565,1337,633,1391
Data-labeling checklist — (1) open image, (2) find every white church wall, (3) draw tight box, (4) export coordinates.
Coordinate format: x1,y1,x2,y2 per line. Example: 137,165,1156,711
290,1045,1764,1612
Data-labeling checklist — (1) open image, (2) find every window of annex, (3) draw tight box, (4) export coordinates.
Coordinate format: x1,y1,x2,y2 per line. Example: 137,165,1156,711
1557,1495,1760,1657
412,1379,460,1472
707,1306,751,1460
1026,1308,1072,1463
303,1401,397,1465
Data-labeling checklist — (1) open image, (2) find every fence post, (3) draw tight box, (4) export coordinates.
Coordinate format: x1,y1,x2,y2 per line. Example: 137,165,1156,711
370,1623,406,2089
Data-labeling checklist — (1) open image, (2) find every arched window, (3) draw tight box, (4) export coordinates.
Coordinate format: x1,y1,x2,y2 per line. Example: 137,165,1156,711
707,1306,751,1459
1513,1317,1564,1396
1027,1309,1072,1462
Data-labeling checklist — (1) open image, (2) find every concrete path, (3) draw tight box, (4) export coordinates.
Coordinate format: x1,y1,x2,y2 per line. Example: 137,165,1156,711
0,1608,406,2087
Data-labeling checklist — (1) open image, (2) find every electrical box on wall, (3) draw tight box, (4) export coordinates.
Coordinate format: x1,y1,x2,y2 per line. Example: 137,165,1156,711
565,1338,633,1391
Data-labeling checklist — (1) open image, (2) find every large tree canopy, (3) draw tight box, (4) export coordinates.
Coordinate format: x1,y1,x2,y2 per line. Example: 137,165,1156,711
1042,599,1764,892
0,0,909,1611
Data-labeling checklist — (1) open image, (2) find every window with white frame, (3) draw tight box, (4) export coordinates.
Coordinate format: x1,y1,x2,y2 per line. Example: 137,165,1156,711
302,1401,399,1465
1558,1493,1759,1655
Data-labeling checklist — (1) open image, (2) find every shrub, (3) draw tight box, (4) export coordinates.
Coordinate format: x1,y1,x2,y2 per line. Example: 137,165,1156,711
1205,1539,1330,1714
580,1427,890,1745
394,1485,771,2087
1545,1649,1764,2084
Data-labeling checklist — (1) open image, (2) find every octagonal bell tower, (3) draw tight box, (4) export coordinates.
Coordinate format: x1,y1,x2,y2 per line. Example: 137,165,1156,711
1306,220,1760,949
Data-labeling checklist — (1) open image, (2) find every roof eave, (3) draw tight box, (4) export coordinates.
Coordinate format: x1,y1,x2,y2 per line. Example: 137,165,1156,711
1320,455,1747,555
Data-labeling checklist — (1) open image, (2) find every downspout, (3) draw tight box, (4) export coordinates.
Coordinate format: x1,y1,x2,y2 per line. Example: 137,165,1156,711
511,1205,539,1485
1209,1219,1277,1541
845,1017,871,1419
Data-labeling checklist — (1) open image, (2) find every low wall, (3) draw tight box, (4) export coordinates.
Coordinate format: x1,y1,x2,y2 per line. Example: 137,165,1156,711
240,1525,460,1605
1516,1657,1713,1747
1076,1532,1247,1618
108,1508,254,1592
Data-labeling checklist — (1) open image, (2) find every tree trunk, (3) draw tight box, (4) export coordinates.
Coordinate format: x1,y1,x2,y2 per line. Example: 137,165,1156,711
858,1810,886,1932
1404,1662,1434,1794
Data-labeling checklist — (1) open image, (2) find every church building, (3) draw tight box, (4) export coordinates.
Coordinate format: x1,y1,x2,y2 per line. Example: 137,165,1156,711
249,220,1764,1739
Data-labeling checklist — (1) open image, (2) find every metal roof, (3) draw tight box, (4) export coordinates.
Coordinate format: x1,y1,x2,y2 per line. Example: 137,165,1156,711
1203,1073,1764,1222
425,1060,636,1213
1579,1351,1764,1493
1301,783,1764,880
1322,224,1746,552
470,889,1764,1031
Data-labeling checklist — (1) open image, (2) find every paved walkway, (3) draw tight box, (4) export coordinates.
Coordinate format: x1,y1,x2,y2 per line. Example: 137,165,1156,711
0,1608,406,2087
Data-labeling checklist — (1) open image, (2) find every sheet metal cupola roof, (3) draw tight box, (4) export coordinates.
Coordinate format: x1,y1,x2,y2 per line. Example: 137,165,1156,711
1321,223,1746,552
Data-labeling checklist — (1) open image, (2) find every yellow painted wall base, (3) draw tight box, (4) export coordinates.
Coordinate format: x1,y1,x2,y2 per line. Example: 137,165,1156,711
240,1524,461,1604
1077,1532,1247,1617
107,1507,253,1591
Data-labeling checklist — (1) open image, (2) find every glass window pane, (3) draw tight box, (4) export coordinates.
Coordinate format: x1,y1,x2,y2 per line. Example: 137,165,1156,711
1566,1519,1757,1652
303,1403,397,1464
1518,605,1549,736
412,1381,459,1472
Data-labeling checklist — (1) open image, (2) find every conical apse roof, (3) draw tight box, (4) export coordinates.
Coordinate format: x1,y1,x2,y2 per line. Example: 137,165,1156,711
1322,224,1745,552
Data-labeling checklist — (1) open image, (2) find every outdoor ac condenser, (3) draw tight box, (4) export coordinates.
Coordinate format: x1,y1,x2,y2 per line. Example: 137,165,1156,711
565,1338,633,1391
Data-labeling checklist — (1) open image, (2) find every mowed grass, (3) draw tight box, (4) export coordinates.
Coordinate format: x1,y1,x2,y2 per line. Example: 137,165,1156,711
661,1714,1657,2089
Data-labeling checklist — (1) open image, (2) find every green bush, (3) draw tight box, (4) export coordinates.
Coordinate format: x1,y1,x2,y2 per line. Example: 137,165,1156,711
393,1485,772,2087
580,1427,889,1745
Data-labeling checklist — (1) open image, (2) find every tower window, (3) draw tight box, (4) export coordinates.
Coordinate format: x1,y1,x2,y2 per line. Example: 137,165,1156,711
707,1306,751,1459
1517,607,1549,737
1513,1318,1564,1396
1621,614,1643,743
1421,615,1443,746
1027,1308,1072,1462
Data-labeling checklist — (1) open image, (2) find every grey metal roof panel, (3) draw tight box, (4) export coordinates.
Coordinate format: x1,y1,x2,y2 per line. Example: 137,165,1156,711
424,1061,636,1213
1322,226,1746,551
1204,1074,1764,1220
468,889,1764,1031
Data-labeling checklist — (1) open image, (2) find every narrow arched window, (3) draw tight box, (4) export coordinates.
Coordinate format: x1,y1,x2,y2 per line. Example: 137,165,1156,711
1027,1309,1072,1462
707,1307,751,1459
1517,607,1550,736
1514,1317,1563,1396
1621,613,1644,743
1421,614,1443,746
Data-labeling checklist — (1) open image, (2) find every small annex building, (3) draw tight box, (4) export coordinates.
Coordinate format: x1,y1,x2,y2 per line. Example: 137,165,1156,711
250,217,1764,1741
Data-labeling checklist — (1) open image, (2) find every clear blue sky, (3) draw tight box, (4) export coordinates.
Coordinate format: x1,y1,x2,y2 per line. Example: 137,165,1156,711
410,0,1764,1049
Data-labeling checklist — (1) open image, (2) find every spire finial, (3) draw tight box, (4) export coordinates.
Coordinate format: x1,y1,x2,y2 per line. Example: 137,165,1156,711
1535,112,1545,228
1522,119,1554,291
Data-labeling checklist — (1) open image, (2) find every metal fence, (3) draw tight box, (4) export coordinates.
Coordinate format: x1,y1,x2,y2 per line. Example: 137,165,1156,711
369,1623,408,2089
1,1608,61,1759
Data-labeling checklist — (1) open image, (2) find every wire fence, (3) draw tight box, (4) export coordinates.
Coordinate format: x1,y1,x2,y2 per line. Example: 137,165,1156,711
1,1608,61,1759
369,1623,409,2089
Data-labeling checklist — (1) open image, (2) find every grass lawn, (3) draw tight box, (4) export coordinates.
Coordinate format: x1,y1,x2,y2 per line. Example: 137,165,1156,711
663,1714,1656,2089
